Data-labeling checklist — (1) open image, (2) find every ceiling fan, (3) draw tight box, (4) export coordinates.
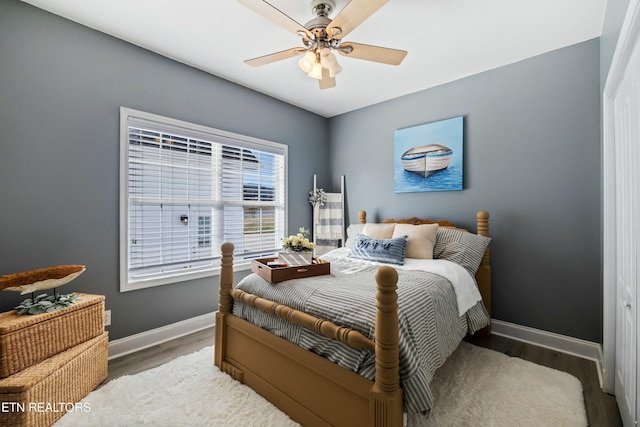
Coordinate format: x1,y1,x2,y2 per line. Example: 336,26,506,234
238,0,407,89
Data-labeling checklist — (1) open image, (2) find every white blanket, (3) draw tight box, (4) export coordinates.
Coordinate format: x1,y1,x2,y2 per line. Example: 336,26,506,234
320,248,482,316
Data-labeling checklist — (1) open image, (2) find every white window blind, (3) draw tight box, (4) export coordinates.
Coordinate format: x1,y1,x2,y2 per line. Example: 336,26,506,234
120,108,286,291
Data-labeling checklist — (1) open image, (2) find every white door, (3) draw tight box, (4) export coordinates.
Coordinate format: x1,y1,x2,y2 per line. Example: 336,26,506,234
612,23,640,426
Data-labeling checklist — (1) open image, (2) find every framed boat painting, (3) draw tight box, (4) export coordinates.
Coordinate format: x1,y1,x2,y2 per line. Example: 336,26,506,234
394,116,463,193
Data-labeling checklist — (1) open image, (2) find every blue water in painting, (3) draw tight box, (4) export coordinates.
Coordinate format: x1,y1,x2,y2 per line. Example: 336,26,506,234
394,116,464,193
394,157,463,192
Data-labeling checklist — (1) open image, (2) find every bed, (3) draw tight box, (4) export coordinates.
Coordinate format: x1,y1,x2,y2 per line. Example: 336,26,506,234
214,210,491,427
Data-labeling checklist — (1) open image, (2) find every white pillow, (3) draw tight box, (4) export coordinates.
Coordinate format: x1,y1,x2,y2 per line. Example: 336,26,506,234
363,223,395,240
392,223,439,259
345,223,366,248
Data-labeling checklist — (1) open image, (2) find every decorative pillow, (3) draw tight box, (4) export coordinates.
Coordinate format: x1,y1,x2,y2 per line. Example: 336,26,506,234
349,235,408,265
345,223,366,248
363,223,396,239
392,223,439,259
433,228,491,275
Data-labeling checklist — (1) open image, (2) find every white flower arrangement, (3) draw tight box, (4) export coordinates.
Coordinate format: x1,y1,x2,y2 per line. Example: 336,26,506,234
309,188,327,207
282,227,316,252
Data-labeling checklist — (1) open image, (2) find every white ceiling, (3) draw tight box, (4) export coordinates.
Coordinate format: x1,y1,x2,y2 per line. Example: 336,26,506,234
22,0,606,117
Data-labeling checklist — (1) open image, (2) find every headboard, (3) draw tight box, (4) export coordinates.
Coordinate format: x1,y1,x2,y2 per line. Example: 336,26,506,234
382,216,458,229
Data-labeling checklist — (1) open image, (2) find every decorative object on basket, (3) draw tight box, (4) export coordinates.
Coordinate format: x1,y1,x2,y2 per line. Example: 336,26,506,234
0,265,85,294
280,228,316,266
14,293,80,315
0,265,86,315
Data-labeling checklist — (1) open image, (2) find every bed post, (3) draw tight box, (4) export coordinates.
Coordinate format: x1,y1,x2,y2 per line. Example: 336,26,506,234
359,210,367,224
369,266,403,427
214,242,234,368
475,211,491,336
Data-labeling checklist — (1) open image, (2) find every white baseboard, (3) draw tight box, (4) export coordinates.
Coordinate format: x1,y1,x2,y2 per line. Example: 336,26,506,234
491,319,604,387
107,312,216,360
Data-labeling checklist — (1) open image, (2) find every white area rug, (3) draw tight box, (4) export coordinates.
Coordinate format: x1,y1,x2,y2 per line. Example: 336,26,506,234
54,342,587,427
411,342,587,427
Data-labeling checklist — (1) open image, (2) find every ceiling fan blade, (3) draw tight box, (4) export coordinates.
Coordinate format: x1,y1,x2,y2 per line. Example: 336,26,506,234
319,67,336,89
337,42,407,65
238,0,313,39
326,0,389,40
245,48,307,67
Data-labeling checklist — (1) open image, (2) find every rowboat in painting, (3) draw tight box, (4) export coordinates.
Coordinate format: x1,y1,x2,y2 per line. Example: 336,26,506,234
401,144,453,177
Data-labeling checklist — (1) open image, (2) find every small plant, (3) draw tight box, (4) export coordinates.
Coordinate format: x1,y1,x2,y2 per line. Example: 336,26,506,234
309,188,326,207
15,293,80,315
282,227,316,252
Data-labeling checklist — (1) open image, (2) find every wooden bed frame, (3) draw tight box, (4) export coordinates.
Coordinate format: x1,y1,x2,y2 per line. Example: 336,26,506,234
214,211,491,427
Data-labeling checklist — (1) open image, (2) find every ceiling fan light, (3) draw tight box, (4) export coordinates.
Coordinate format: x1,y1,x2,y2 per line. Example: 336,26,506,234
308,62,323,80
298,51,316,73
319,48,334,67
328,60,343,77
319,49,342,77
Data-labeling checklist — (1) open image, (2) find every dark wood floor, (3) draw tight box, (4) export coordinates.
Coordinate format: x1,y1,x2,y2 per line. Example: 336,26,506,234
107,327,622,426
106,327,216,384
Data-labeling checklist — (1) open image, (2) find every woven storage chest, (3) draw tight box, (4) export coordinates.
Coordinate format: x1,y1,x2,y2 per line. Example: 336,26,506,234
0,332,108,427
0,293,104,378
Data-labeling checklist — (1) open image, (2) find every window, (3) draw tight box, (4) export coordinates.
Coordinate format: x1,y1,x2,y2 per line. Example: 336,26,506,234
198,216,211,247
120,108,287,291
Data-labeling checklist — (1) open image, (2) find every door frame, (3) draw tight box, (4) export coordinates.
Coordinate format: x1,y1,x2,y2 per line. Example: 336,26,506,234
603,0,640,397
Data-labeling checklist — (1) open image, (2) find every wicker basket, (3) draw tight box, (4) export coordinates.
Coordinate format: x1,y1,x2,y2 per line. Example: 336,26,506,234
0,293,104,378
0,332,108,427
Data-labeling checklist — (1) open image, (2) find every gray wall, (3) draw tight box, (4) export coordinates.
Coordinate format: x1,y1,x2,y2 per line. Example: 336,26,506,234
1,0,605,344
0,0,328,340
328,39,602,343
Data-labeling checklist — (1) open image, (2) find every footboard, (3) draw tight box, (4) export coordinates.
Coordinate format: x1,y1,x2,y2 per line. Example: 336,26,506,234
214,243,403,427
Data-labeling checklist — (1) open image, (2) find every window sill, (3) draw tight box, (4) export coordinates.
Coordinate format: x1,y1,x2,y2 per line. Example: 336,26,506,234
121,261,252,292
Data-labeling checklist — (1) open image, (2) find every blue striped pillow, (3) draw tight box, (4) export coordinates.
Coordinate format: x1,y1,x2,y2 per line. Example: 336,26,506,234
349,235,408,265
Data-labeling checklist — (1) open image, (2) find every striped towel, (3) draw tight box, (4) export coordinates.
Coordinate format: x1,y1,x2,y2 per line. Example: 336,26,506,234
315,192,343,255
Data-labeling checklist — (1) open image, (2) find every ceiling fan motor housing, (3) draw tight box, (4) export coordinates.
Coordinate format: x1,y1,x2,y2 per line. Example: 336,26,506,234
305,16,331,39
305,0,339,47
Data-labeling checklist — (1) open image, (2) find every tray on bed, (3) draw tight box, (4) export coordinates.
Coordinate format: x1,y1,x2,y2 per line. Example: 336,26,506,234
251,257,330,283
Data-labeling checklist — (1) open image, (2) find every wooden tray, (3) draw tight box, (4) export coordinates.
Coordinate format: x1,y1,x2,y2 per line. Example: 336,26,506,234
251,258,330,283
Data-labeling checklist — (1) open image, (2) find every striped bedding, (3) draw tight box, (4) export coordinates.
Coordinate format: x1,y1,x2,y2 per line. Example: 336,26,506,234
232,250,490,414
